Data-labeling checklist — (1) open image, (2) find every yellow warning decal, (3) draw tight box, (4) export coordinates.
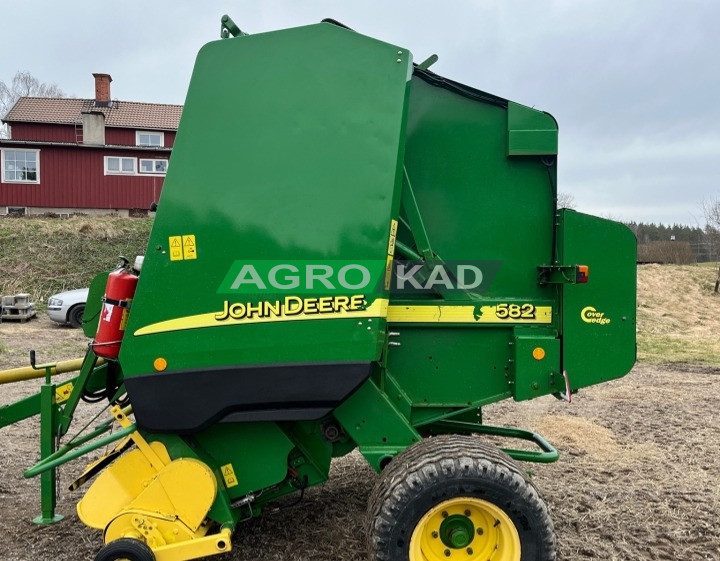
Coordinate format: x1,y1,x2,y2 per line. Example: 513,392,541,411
220,463,239,488
387,219,398,257
55,382,74,404
169,236,183,261
168,234,197,261
183,235,197,260
384,255,394,290
384,219,398,290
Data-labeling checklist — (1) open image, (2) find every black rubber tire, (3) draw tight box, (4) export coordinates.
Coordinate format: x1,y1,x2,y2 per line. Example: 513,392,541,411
94,538,155,561
367,434,556,561
67,304,85,328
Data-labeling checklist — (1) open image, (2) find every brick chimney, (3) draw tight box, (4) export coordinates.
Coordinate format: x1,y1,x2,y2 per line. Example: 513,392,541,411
92,73,112,107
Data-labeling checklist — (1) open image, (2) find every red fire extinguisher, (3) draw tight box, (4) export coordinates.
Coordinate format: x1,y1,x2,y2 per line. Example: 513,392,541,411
93,258,138,359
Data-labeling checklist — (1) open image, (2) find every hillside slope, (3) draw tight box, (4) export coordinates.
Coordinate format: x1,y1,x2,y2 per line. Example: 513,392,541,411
0,216,151,305
637,264,720,364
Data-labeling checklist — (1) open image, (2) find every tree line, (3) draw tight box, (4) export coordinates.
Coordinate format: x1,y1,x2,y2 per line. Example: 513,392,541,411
626,221,719,263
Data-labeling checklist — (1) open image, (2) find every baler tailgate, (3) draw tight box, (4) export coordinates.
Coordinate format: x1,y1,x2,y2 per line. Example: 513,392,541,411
560,209,637,389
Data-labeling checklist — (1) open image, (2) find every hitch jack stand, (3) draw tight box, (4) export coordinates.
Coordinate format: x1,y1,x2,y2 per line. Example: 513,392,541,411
33,354,63,525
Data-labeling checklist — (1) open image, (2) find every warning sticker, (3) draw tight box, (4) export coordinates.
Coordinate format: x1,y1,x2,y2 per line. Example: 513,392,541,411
220,463,238,488
55,382,74,404
169,236,183,261
384,219,398,290
183,235,197,260
387,219,398,257
168,234,197,261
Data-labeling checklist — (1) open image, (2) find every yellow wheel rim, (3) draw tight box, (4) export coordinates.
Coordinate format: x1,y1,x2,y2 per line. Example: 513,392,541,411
409,497,521,561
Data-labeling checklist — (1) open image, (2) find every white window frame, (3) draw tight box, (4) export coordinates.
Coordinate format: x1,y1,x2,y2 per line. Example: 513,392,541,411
104,156,137,175
1,148,40,184
138,158,169,175
135,131,164,147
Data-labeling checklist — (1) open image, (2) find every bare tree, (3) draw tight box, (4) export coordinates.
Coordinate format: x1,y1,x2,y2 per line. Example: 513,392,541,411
557,191,576,209
0,71,66,138
702,196,720,292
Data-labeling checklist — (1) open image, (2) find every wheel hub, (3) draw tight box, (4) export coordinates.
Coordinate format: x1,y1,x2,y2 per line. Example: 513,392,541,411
409,497,521,561
440,515,474,549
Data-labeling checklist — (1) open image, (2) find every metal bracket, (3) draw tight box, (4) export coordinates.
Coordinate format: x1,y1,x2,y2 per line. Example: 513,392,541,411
400,167,434,261
220,14,246,38
537,264,582,285
559,370,572,403
417,54,439,70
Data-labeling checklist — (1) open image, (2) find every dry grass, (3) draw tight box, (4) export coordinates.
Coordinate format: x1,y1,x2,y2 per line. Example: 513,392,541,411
637,264,720,364
0,215,151,306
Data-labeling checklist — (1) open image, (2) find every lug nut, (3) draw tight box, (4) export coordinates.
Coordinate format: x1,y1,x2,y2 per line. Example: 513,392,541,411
466,547,473,555
432,531,439,539
476,528,484,536
441,511,448,518
444,549,451,557
464,509,471,517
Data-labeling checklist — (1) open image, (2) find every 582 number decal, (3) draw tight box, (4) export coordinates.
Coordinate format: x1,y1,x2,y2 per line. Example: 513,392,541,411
495,303,536,320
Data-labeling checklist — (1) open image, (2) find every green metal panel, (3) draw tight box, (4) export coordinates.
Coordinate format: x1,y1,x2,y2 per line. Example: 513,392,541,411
384,326,513,407
507,101,558,156
368,72,565,436
189,422,294,498
121,23,413,376
559,210,636,388
511,328,562,401
403,75,558,299
82,271,108,338
334,378,420,472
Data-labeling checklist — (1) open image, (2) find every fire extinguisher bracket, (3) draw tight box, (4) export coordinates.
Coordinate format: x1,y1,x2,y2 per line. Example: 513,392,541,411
101,297,133,309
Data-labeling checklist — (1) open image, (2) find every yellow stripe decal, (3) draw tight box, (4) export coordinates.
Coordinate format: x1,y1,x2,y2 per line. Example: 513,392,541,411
135,299,551,336
135,297,389,336
386,304,552,324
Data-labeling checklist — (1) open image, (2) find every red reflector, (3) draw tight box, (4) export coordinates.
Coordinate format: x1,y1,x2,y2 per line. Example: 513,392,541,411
576,265,589,284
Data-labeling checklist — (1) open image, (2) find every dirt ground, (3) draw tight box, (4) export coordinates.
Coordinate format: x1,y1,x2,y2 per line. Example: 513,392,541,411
1,316,719,561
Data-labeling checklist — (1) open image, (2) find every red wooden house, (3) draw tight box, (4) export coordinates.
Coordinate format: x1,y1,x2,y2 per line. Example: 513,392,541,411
0,73,181,216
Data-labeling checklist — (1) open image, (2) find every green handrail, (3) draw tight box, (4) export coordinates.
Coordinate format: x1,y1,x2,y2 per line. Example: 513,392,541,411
431,420,559,463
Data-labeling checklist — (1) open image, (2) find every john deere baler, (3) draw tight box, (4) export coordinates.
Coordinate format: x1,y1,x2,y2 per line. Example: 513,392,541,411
0,16,635,561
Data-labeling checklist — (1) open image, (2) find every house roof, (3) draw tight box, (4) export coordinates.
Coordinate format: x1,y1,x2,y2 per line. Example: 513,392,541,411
3,97,182,131
0,139,172,152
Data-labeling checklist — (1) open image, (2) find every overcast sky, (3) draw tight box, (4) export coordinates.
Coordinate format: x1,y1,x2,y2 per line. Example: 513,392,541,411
2,0,718,226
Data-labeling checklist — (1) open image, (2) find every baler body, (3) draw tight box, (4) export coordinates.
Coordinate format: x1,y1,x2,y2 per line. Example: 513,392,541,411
116,22,635,443
1,19,636,561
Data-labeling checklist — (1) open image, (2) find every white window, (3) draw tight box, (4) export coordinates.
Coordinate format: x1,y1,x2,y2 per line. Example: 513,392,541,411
104,156,136,175
139,158,168,174
2,149,40,183
136,131,164,147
